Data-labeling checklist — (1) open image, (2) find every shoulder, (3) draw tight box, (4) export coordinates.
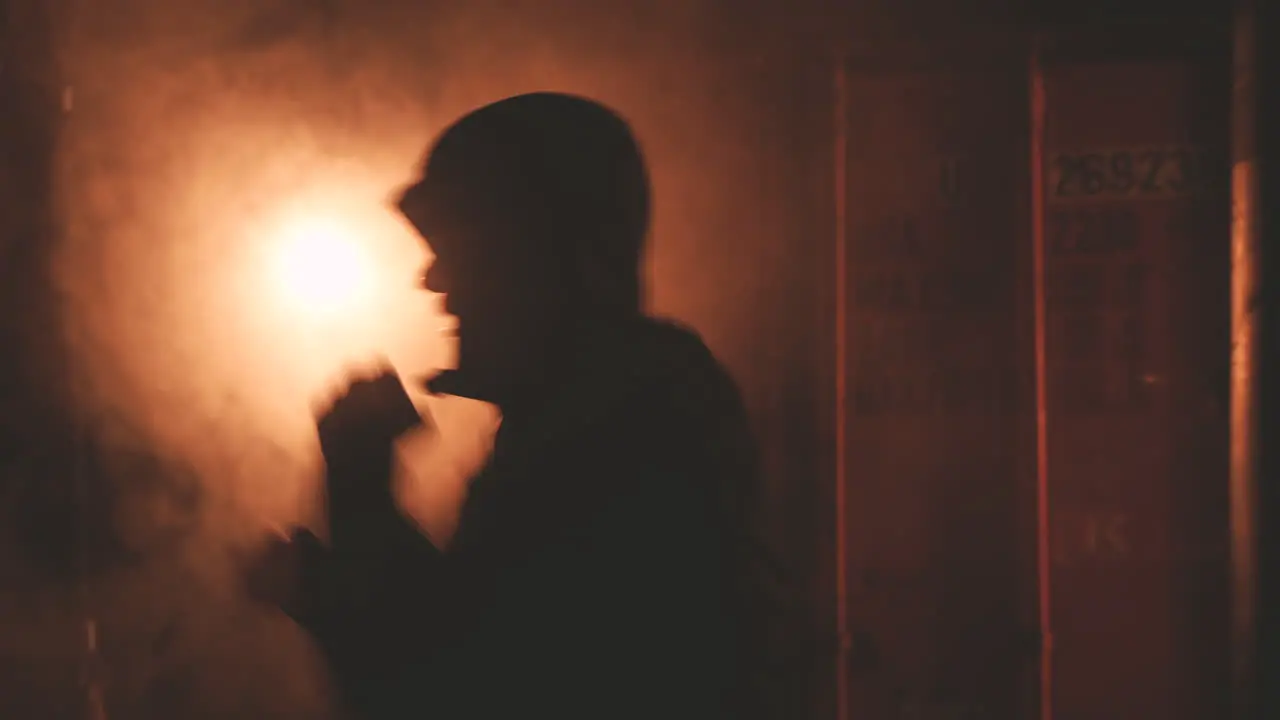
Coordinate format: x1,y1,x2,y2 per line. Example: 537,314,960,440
598,320,756,484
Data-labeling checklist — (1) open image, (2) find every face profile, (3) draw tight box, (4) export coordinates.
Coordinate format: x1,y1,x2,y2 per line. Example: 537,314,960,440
397,92,652,406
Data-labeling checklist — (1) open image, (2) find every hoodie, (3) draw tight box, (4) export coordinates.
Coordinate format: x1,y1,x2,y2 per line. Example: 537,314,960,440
294,318,780,720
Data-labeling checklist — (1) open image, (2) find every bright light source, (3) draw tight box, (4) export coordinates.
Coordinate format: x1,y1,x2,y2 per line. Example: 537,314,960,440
270,216,372,319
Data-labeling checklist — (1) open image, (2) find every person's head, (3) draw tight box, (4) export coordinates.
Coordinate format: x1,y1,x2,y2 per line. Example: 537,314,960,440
396,93,651,404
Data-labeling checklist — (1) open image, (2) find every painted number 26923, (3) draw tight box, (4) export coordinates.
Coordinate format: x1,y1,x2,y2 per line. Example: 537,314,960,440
1050,147,1205,201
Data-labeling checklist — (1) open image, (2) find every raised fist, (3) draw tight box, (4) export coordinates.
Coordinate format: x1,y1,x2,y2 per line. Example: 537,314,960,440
315,366,424,469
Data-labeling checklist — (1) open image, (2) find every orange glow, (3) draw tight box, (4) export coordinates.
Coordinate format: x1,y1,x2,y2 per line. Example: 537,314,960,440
224,183,450,431
268,215,373,320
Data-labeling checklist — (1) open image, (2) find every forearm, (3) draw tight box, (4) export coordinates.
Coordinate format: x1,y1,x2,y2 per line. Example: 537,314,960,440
307,453,452,710
301,530,450,718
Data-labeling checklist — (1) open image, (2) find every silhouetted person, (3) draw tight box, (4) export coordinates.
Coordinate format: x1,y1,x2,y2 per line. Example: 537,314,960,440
255,93,775,720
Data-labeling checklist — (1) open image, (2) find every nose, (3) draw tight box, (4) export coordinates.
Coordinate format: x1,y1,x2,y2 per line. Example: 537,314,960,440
420,262,449,295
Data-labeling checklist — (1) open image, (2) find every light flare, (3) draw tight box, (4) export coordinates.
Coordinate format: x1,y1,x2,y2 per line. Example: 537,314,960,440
269,215,373,320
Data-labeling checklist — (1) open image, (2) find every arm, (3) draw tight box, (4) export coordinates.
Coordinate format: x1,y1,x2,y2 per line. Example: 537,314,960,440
301,446,459,717
297,372,456,716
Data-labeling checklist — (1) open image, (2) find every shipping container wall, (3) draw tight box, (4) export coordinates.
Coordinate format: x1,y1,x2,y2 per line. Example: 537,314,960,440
838,65,1038,720
824,23,1233,720
1041,57,1231,720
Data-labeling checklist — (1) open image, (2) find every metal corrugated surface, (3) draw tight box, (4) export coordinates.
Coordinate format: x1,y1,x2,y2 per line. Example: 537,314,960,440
1041,54,1231,720
839,64,1036,720
826,21,1233,720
